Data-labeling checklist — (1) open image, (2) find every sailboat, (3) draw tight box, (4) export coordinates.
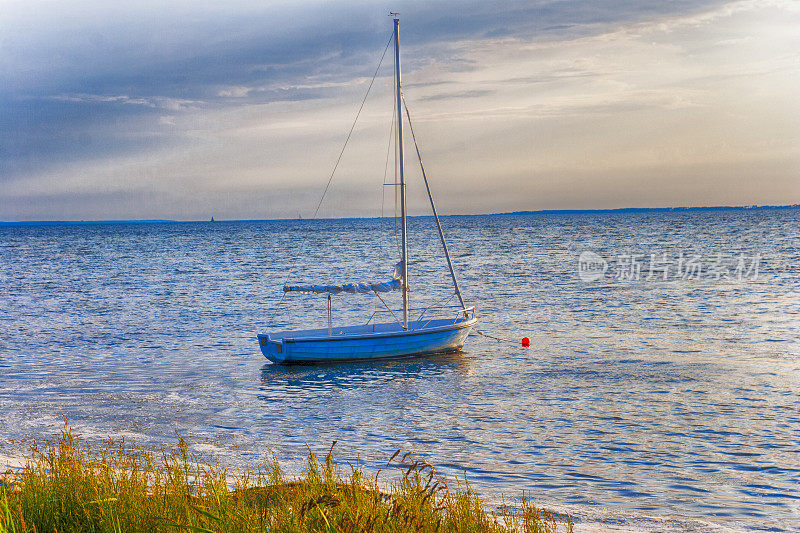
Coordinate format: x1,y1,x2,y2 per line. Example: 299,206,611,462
258,14,477,364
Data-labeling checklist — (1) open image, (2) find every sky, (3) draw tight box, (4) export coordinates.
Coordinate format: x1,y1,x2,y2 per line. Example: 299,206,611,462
1,0,799,220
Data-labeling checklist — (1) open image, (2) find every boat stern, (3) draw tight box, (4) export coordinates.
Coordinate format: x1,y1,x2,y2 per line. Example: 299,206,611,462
257,334,286,363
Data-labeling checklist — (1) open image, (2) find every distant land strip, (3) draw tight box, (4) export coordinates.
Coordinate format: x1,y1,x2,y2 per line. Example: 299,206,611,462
495,204,800,216
1,204,798,225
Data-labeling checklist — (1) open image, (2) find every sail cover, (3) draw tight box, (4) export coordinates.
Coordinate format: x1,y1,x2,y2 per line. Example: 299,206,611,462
284,262,403,295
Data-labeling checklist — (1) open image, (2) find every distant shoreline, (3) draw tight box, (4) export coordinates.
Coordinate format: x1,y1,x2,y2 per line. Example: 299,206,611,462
1,203,798,225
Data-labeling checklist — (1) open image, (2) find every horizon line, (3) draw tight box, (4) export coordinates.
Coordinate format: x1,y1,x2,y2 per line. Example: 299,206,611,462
1,203,798,225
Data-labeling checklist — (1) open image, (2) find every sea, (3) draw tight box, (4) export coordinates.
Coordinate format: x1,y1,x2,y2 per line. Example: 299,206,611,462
1,209,798,532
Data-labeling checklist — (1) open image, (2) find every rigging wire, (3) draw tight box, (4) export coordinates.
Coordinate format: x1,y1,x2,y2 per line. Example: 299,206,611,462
393,60,401,259
311,34,393,221
276,33,394,303
380,85,396,255
401,93,467,310
377,89,396,317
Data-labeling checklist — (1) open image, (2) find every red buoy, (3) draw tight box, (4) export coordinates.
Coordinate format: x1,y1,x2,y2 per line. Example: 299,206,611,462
521,337,530,347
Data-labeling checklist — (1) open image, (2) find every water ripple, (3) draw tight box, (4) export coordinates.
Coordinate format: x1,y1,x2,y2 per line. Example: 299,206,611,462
1,211,799,532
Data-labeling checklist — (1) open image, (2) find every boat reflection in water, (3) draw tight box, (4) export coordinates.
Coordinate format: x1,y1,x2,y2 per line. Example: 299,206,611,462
259,350,473,398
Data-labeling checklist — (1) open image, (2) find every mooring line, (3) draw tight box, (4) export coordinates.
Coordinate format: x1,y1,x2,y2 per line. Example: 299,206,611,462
474,329,522,345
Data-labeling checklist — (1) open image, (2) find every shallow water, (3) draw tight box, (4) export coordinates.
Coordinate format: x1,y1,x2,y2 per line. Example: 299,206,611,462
1,210,799,532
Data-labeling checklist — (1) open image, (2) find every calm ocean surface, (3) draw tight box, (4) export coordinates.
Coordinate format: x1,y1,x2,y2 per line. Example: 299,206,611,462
1,210,798,532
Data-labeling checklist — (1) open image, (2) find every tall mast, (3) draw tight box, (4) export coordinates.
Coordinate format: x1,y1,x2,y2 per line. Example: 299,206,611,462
393,14,409,329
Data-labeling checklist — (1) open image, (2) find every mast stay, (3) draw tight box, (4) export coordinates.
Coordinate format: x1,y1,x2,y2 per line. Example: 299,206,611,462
393,12,467,318
402,96,467,312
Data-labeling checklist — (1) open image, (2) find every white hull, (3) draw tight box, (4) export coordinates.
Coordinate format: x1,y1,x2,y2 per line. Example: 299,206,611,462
258,316,476,364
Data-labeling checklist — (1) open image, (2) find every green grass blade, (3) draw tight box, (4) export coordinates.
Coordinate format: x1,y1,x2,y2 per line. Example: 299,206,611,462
0,490,16,533
189,503,222,523
166,522,217,533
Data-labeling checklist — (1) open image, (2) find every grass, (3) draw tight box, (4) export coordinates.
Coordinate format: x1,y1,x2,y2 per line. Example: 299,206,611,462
0,423,573,532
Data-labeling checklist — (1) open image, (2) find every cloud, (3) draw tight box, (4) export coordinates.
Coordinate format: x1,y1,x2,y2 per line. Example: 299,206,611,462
420,89,494,102
217,87,253,98
2,1,730,101
50,94,201,111
1,0,798,219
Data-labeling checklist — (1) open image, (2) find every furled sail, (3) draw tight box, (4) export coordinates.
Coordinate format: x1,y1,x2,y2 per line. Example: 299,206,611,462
284,262,403,295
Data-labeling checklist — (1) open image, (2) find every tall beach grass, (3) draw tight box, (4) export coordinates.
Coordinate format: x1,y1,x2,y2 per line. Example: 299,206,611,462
0,424,572,532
